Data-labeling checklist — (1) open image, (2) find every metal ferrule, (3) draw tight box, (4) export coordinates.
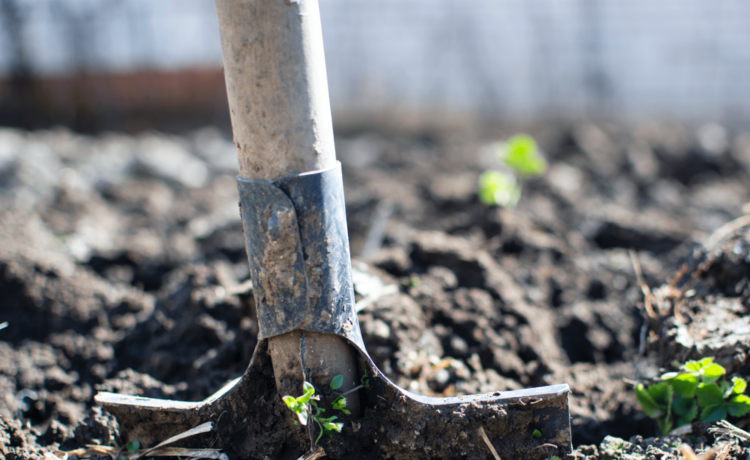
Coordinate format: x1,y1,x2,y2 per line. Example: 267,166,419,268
237,162,364,348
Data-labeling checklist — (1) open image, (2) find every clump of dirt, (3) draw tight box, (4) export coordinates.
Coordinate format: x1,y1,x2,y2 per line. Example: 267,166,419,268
639,228,750,378
0,121,749,459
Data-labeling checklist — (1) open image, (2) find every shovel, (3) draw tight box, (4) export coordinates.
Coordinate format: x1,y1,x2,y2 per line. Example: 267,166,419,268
95,1,571,458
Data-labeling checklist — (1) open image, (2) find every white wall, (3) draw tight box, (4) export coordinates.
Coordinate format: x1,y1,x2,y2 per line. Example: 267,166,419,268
2,0,750,122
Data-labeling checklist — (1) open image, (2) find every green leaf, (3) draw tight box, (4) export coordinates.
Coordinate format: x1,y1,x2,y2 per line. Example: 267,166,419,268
671,373,699,397
298,382,315,404
501,135,547,176
477,171,521,207
635,384,664,419
324,421,343,433
672,395,697,420
683,359,704,372
660,372,680,380
696,383,724,407
647,381,673,406
332,396,347,411
727,395,750,417
700,404,727,422
697,357,713,368
283,395,298,411
296,409,309,426
732,377,747,395
701,363,725,383
126,440,140,454
341,409,351,415
531,429,541,438
330,375,344,390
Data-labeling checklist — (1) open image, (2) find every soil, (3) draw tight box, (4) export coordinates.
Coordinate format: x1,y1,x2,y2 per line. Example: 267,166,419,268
1,121,750,459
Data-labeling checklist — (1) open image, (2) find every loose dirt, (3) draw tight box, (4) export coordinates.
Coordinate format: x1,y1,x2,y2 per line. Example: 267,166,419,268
1,122,750,459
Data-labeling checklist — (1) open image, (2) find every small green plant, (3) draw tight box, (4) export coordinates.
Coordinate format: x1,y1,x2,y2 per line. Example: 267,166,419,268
531,429,541,438
282,376,350,444
635,357,750,435
283,381,315,426
477,134,546,207
126,440,140,454
331,395,350,414
478,171,520,208
501,135,547,176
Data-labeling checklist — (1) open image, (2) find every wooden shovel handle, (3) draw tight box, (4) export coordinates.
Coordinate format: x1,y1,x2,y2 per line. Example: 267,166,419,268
215,0,336,181
215,0,360,415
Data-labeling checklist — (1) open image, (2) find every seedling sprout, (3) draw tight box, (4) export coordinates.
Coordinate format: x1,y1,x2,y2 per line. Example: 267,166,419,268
477,134,547,207
635,357,750,434
283,376,351,444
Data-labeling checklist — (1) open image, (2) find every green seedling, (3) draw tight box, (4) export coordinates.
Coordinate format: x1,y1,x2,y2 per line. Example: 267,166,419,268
531,429,541,438
478,171,520,207
635,381,674,435
126,440,140,454
636,357,750,434
282,381,316,426
332,396,350,414
477,134,546,207
283,376,350,444
330,375,344,390
329,375,351,415
500,135,547,176
694,376,750,422
660,357,726,395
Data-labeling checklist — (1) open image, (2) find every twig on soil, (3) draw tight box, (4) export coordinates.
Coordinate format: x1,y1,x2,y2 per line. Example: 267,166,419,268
629,249,656,319
668,424,693,436
633,323,648,381
341,384,364,396
359,200,395,259
709,420,750,442
533,443,559,449
478,426,501,460
62,422,220,460
680,444,699,460
297,445,326,460
705,213,750,249
630,249,656,381
681,442,732,460
132,421,215,460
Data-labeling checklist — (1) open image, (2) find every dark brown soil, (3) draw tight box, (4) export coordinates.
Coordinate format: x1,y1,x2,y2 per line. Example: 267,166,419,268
1,122,750,459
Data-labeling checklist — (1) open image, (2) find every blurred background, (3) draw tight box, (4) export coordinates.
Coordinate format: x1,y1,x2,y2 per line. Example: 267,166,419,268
2,0,750,132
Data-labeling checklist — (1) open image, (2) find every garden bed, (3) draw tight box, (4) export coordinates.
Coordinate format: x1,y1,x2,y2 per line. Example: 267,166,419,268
1,121,749,459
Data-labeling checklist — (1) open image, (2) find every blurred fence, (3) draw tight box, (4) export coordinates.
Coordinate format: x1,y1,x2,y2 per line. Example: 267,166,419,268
1,0,750,130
